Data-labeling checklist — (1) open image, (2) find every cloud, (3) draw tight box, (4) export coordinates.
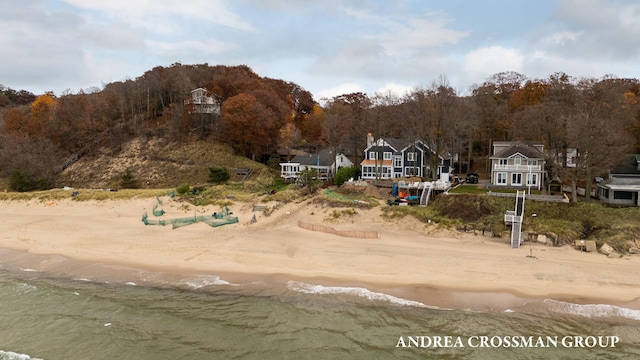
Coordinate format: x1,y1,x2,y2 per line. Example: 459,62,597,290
146,39,238,57
463,46,524,85
377,14,470,56
374,83,413,98
532,0,640,60
61,0,254,32
315,83,365,101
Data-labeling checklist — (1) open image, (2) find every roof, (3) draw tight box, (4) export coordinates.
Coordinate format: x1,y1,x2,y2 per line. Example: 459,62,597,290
291,149,339,167
599,175,640,189
367,138,435,154
491,141,545,159
277,148,308,157
384,138,412,152
360,159,393,166
610,154,640,175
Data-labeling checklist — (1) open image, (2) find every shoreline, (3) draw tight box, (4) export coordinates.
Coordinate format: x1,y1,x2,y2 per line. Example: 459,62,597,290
2,246,639,313
1,197,639,311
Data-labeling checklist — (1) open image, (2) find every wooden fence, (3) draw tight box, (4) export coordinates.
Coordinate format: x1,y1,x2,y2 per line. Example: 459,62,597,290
297,221,378,239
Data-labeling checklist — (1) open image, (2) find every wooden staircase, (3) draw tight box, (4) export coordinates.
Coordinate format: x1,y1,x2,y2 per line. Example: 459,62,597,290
510,190,526,248
420,182,433,207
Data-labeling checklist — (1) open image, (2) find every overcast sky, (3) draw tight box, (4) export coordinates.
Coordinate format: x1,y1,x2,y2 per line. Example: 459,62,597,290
2,0,639,100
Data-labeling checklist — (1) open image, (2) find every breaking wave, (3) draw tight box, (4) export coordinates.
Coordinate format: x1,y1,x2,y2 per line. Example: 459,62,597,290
544,299,640,321
286,280,441,309
0,350,44,360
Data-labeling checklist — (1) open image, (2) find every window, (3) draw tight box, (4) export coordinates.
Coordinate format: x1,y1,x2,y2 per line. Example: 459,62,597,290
394,156,402,167
383,152,392,160
526,173,537,186
362,165,393,178
405,167,417,176
613,191,633,200
514,156,521,165
496,172,507,185
527,159,537,166
362,166,374,178
512,173,522,186
369,152,377,160
498,159,508,167
407,152,416,161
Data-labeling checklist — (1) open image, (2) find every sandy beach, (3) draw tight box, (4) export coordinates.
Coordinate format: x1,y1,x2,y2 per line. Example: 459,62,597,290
1,194,639,310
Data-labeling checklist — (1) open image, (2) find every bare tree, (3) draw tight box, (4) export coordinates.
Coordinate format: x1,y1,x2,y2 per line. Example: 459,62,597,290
565,77,635,201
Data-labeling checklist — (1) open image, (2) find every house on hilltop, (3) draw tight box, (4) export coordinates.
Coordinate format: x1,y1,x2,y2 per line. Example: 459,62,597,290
279,149,353,181
489,141,546,191
597,154,640,207
360,134,453,180
184,88,220,115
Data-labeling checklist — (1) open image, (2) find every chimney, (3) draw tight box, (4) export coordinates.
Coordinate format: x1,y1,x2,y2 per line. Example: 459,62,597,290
367,133,374,148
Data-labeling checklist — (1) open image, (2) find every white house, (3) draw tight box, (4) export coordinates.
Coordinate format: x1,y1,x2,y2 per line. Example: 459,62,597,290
184,88,220,115
279,149,353,181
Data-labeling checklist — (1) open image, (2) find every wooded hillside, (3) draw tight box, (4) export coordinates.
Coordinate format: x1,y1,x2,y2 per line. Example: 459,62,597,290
1,64,639,192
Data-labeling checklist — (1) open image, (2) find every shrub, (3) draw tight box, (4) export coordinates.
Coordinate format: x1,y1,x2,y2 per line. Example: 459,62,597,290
334,166,360,186
434,194,498,222
120,168,138,189
176,183,190,195
208,166,230,184
9,171,35,192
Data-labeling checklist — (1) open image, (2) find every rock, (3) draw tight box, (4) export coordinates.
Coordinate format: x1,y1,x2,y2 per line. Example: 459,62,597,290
607,251,623,258
599,243,614,255
629,247,640,254
537,234,548,245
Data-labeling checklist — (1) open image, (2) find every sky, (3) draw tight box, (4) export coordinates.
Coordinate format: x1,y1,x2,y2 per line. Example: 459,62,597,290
2,0,640,101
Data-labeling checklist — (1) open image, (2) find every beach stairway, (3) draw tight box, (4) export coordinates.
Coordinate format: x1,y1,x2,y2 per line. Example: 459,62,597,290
509,190,526,249
420,182,433,207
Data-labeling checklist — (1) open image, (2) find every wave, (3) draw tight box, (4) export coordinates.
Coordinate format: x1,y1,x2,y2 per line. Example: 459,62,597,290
544,299,640,321
0,350,44,360
286,281,441,309
13,283,37,295
180,275,237,289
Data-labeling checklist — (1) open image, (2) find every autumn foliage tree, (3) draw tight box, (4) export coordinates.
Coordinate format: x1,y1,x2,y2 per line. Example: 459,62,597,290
221,93,284,160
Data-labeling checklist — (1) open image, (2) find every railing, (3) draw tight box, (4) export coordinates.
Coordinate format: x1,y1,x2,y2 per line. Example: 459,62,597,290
280,170,298,178
493,164,541,171
504,211,522,224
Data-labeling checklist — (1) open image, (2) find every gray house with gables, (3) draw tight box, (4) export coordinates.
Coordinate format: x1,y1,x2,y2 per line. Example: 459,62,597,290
597,154,640,207
360,134,452,180
489,141,546,191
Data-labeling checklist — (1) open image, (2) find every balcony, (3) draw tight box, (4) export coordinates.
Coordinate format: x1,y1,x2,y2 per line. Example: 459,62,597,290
493,164,541,172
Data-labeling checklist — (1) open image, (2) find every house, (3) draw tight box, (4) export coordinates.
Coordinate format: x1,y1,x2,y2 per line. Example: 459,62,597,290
597,154,640,207
360,134,452,180
184,88,220,115
489,141,546,191
279,149,353,181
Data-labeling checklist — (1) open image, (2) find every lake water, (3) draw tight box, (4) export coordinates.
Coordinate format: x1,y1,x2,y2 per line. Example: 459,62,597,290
1,257,639,359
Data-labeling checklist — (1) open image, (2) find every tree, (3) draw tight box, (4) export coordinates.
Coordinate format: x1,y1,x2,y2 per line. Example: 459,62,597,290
279,121,302,162
326,93,372,166
334,166,359,186
120,168,138,189
473,72,528,160
297,168,320,194
9,170,34,192
207,166,230,184
565,77,634,202
28,93,57,139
